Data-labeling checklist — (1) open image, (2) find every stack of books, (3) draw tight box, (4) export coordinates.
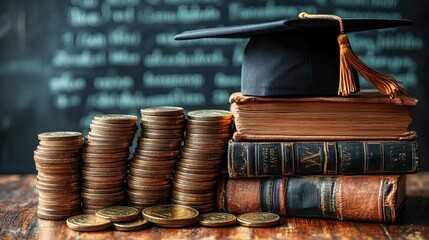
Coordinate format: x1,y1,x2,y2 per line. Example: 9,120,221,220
173,14,419,223
217,90,419,223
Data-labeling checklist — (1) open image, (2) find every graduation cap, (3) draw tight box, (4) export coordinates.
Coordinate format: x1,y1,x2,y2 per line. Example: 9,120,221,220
175,12,411,98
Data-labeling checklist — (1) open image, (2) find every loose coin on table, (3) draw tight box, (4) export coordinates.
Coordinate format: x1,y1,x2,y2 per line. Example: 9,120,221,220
95,206,140,222
113,217,149,231
199,212,237,227
142,204,199,228
66,214,112,231
237,212,280,227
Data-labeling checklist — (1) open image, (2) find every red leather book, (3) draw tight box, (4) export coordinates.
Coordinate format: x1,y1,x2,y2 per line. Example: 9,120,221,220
217,175,406,223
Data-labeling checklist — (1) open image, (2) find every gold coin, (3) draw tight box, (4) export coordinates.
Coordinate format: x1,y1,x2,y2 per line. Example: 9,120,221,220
33,150,80,159
142,204,199,227
140,106,184,116
187,110,232,120
199,212,237,227
141,132,183,139
82,186,125,194
141,118,185,125
127,196,169,204
141,114,185,122
88,131,136,138
38,131,82,141
93,114,138,123
37,143,83,151
95,206,140,222
81,181,125,189
39,138,84,146
237,212,280,227
135,149,180,158
127,182,171,191
89,123,137,131
113,217,149,231
186,118,232,126
66,214,112,231
38,211,81,221
141,128,184,135
91,120,137,128
186,127,232,134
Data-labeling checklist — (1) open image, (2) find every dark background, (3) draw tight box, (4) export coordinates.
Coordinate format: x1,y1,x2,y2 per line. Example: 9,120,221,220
1,0,428,174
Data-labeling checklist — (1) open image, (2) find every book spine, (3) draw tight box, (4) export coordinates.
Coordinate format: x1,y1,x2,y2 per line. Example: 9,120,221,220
228,140,419,177
217,175,404,223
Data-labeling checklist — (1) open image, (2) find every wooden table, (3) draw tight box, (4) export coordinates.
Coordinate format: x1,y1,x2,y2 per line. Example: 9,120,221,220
1,174,428,240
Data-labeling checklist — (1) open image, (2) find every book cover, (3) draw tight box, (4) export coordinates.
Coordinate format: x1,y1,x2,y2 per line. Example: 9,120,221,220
217,175,406,223
228,140,419,177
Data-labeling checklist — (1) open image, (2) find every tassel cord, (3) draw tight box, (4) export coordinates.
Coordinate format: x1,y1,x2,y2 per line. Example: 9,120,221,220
299,12,408,98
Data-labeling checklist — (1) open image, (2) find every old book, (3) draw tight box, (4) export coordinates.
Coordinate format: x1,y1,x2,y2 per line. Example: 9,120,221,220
230,91,418,141
228,140,419,177
217,175,406,223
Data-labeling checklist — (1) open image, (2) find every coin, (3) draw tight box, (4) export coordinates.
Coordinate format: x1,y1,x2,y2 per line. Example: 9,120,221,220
186,118,233,126
95,206,140,222
34,150,80,159
37,211,81,221
186,127,232,134
187,109,232,120
236,212,280,227
39,138,84,146
140,106,184,116
171,192,214,203
90,120,137,128
142,204,199,228
127,189,171,199
38,131,82,141
82,186,125,194
199,212,237,227
66,214,112,231
127,183,171,191
93,114,138,123
113,217,149,231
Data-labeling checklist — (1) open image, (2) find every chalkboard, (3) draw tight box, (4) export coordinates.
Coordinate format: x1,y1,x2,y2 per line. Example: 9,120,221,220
1,0,428,174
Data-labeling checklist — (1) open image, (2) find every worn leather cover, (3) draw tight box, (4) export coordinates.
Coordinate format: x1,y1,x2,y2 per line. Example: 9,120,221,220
228,140,419,177
217,175,405,223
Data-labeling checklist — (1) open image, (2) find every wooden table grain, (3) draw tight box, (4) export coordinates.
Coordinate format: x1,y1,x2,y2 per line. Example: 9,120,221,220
1,173,428,240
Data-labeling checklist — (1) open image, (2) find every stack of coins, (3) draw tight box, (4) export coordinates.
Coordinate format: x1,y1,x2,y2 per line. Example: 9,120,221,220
127,107,185,210
34,131,83,220
172,110,233,213
81,114,138,213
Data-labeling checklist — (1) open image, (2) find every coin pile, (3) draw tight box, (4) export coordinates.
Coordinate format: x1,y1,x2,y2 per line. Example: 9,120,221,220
66,206,148,232
127,107,185,210
34,131,83,220
81,114,138,213
172,110,233,213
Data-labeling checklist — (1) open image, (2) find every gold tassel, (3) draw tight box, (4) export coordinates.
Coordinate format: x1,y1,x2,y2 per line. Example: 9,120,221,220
299,12,408,98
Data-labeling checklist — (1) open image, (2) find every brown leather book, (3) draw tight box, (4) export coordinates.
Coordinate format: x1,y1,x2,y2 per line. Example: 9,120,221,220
217,175,406,223
230,91,417,141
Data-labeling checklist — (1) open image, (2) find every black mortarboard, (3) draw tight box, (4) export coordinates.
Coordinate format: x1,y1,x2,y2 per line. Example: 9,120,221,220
175,13,411,97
